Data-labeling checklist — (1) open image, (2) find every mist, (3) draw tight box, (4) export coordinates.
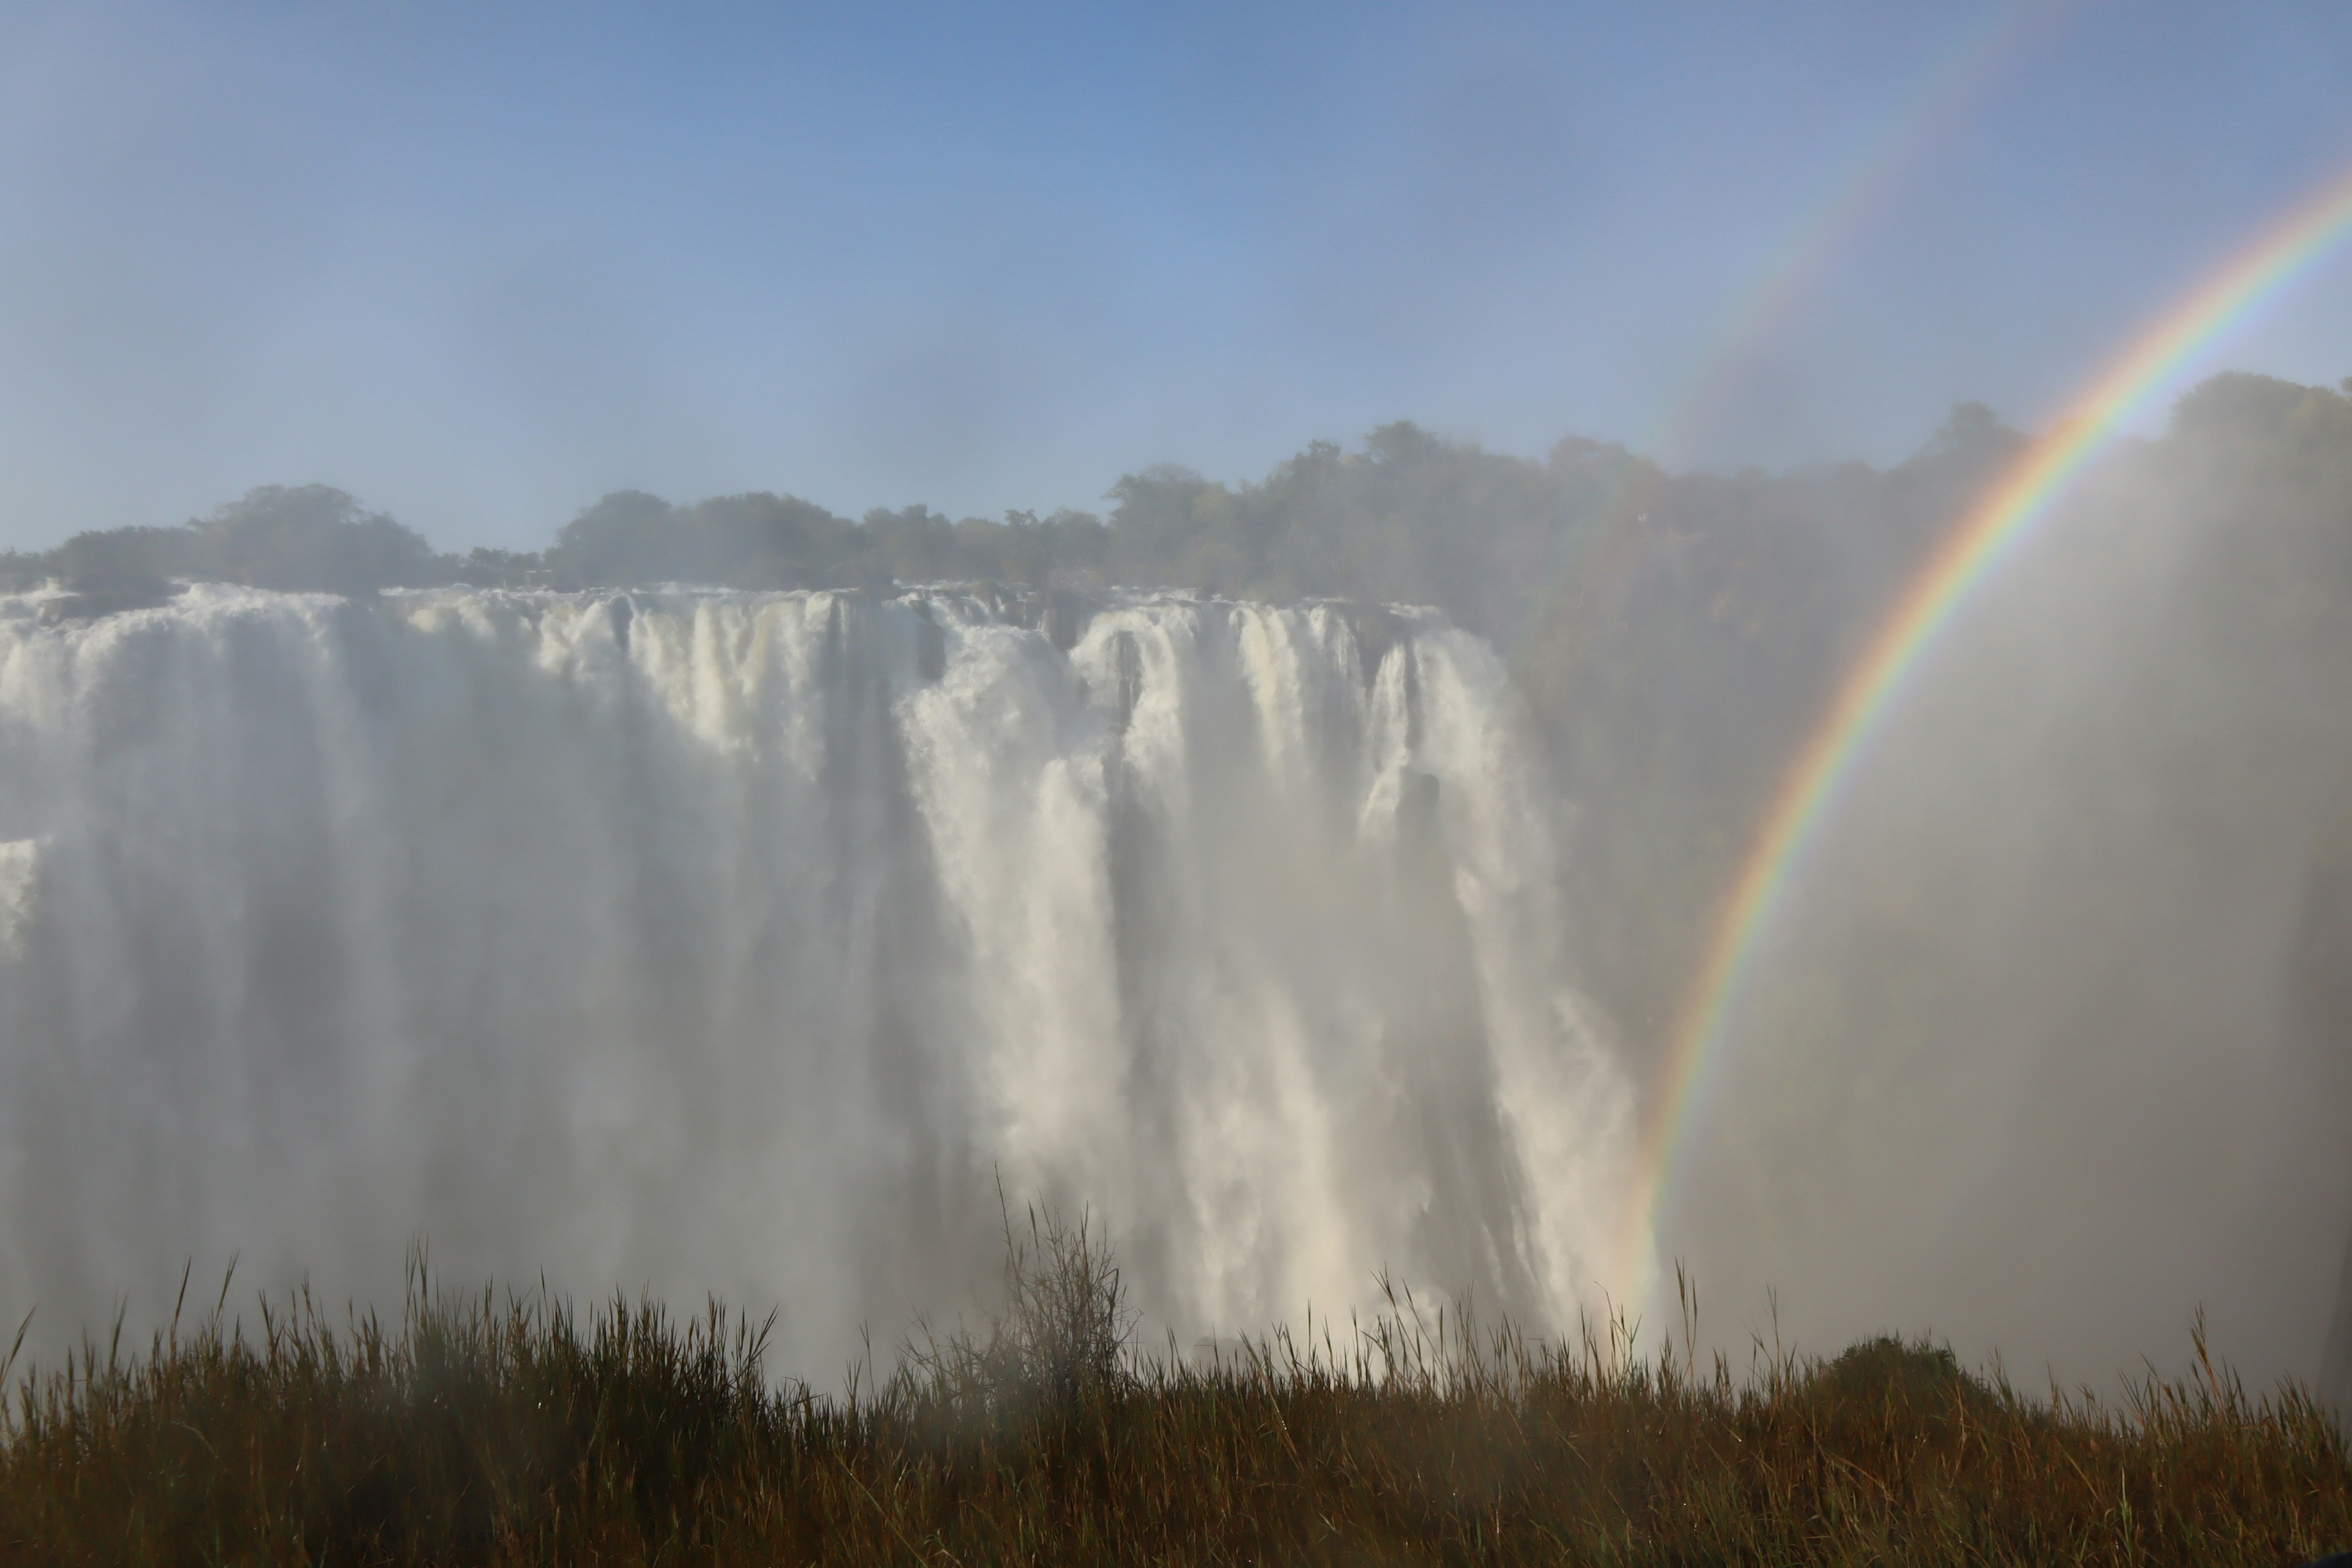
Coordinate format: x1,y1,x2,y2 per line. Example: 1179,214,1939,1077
5,2,2352,1427
0,572,1634,1379
7,4,2352,550
2,371,2349,1399
1659,374,2352,1391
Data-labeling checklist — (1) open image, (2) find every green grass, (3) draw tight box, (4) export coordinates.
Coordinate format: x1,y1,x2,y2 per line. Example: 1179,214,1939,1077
2,1221,2346,1566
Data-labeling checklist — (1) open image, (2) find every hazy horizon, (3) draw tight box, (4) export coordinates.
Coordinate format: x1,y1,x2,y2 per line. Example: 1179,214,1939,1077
4,1,2350,552
0,394,2051,560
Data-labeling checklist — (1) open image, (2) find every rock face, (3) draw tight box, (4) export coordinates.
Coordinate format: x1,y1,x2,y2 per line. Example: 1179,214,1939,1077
0,584,1635,1375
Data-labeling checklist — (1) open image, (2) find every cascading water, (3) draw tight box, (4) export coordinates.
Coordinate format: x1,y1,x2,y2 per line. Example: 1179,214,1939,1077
0,583,1635,1373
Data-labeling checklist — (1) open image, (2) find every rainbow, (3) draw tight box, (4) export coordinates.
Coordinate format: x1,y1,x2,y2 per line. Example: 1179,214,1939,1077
1619,153,2352,1298
1653,0,2072,462
1525,3,2070,654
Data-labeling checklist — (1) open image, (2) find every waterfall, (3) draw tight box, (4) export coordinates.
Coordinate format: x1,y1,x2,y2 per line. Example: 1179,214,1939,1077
0,584,1634,1372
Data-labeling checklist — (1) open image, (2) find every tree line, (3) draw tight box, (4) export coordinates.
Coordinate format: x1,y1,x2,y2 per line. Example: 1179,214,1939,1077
0,407,2023,641
6,373,2346,1048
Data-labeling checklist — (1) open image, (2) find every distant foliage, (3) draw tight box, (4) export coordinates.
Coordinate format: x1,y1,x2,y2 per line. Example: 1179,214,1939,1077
4,486,439,604
543,492,1114,592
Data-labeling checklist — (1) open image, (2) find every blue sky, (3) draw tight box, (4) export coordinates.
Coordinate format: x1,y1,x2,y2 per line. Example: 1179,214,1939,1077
2,0,2348,552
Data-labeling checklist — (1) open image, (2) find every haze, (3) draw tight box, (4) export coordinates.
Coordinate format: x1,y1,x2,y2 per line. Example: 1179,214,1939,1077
5,0,2352,1403
4,0,2351,551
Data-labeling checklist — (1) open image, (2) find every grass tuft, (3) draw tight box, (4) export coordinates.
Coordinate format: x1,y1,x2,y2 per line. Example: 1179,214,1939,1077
2,1231,2346,1564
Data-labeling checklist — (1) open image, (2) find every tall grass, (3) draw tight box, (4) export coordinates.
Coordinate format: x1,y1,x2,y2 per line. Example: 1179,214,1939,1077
2,1232,2346,1565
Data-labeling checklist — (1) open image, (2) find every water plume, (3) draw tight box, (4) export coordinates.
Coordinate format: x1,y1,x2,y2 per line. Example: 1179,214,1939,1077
0,584,1634,1374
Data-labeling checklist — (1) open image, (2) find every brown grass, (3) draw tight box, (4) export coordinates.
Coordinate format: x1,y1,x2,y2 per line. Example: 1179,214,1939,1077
2,1225,2346,1566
